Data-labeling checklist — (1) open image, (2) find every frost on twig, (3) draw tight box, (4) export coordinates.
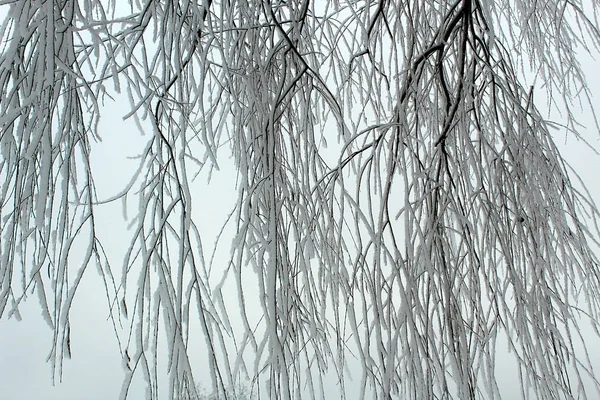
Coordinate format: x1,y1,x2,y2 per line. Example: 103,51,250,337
1,0,600,399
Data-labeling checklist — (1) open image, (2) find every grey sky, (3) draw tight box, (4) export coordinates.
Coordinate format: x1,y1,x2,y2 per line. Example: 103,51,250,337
1,3,600,400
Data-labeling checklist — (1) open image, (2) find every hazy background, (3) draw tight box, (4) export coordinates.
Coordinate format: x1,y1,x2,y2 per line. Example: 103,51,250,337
1,11,600,400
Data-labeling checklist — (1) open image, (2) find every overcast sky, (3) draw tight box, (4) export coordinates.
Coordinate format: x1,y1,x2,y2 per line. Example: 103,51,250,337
1,7,600,400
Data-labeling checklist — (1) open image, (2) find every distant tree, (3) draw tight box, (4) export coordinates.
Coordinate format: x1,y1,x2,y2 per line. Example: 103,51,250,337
1,0,600,399
195,384,253,400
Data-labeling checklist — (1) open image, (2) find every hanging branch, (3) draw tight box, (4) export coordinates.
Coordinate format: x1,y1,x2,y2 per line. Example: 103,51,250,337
1,0,600,399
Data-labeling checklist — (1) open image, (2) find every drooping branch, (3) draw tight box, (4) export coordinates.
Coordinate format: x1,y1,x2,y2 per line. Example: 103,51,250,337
1,0,600,399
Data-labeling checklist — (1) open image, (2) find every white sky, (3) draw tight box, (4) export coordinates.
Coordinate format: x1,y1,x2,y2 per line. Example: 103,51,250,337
1,6,600,400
